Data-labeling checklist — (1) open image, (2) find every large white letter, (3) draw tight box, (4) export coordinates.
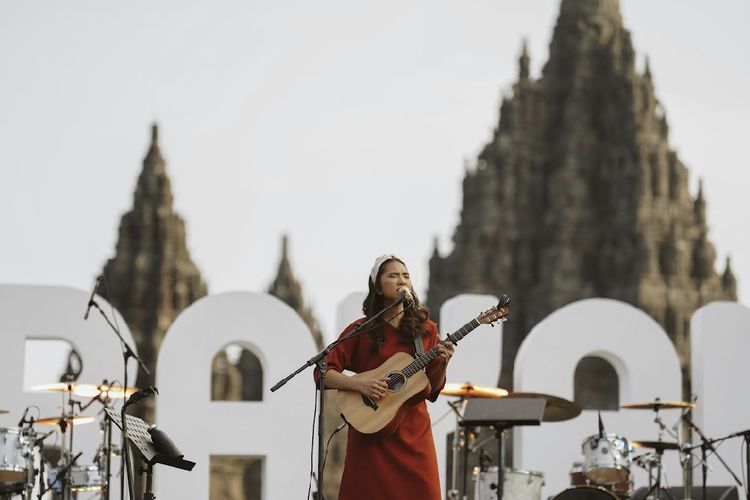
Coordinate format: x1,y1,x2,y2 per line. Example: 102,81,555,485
514,298,682,497
155,292,317,500
691,301,750,487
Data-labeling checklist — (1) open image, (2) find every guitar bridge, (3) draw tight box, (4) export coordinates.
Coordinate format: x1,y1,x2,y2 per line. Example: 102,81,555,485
362,395,378,411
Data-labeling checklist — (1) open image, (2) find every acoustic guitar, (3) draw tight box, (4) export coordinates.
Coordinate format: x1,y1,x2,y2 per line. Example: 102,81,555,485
336,295,511,437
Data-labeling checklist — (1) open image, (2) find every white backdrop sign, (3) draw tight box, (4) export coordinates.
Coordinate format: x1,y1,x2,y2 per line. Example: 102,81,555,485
691,301,750,488
0,284,137,499
514,298,683,498
155,291,317,500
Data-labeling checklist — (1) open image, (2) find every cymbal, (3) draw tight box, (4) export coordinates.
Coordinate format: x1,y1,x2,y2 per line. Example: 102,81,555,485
73,384,138,399
30,382,76,392
621,400,695,410
37,415,96,427
441,383,508,399
31,382,137,399
503,392,582,422
0,409,8,415
632,440,681,451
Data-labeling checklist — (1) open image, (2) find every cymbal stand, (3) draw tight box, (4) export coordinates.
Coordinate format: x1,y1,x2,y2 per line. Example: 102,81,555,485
80,384,116,500
446,398,468,500
653,407,694,500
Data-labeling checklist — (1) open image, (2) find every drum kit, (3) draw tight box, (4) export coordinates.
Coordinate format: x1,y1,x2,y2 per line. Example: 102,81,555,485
0,381,136,499
440,382,700,500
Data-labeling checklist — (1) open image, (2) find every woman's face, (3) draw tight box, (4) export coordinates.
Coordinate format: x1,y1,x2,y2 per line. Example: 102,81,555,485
378,260,411,302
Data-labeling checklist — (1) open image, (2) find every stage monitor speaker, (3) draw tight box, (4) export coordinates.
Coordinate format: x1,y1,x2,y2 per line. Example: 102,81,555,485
632,486,739,500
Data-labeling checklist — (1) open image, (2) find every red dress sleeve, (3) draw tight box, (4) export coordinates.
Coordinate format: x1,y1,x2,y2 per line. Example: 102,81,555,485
313,319,364,386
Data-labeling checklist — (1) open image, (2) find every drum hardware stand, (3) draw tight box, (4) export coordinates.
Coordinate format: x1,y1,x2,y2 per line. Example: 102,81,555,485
80,382,118,500
461,397,546,500
641,448,677,500
87,298,150,500
104,409,195,500
271,296,414,500
446,398,469,500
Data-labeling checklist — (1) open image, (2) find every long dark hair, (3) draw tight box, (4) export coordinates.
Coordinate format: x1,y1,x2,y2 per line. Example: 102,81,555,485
362,257,430,352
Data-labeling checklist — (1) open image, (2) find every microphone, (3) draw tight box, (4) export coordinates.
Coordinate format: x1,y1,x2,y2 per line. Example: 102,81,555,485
398,288,414,306
18,407,30,427
125,385,159,407
83,275,103,320
34,429,55,447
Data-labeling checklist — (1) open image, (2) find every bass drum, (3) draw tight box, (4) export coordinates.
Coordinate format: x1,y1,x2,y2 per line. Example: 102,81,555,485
553,486,619,499
473,467,544,500
0,427,28,494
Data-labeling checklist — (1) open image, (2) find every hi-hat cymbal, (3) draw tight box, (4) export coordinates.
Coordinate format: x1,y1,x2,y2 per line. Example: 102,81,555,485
37,415,96,427
31,382,137,399
632,440,681,451
621,400,695,410
441,383,508,399
503,392,582,422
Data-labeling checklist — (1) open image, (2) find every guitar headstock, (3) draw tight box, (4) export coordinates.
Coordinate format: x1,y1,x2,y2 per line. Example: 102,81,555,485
477,294,511,325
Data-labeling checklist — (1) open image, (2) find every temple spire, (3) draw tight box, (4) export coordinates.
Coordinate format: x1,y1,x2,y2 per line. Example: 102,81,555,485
268,234,324,349
518,39,530,81
722,256,737,293
100,122,207,422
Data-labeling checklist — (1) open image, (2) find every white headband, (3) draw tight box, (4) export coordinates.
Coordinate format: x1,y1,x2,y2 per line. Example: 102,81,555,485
370,254,402,285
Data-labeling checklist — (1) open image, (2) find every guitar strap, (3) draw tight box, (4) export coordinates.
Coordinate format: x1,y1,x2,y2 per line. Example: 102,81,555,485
413,332,425,367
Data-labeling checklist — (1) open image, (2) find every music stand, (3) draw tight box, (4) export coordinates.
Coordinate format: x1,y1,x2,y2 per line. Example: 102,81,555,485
105,409,195,500
461,398,545,500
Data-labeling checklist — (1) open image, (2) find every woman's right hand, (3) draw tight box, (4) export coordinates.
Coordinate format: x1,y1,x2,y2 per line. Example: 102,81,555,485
357,375,390,400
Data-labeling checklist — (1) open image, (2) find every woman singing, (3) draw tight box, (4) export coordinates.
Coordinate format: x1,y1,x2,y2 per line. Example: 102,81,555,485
318,254,454,499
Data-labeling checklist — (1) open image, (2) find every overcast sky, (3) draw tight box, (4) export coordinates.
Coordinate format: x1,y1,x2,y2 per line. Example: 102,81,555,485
1,0,748,342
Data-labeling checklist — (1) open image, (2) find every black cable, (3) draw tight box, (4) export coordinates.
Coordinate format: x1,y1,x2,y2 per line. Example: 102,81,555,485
322,421,347,475
307,384,318,500
741,438,748,498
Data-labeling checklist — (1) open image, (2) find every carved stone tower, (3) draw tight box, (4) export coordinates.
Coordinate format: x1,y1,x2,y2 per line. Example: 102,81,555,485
267,234,324,349
428,0,736,391
100,123,208,398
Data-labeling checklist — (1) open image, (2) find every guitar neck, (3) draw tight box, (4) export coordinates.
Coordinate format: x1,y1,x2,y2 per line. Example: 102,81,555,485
402,319,481,378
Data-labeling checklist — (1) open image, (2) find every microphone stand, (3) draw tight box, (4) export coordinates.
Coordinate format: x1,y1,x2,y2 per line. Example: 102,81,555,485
721,428,750,500
271,297,413,499
685,416,743,499
88,299,150,500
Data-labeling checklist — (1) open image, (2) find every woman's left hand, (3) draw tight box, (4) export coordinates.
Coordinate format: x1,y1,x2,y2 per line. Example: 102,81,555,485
437,341,455,364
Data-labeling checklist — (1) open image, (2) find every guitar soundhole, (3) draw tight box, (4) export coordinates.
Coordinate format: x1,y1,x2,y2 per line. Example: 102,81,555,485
386,372,406,392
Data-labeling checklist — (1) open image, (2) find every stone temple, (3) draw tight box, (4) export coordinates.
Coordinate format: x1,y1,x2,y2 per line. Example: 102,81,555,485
427,0,737,395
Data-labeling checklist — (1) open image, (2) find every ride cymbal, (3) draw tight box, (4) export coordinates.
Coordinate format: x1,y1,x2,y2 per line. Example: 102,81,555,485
632,440,681,451
73,384,138,399
441,383,508,399
621,400,695,410
503,392,582,422
37,415,96,427
30,382,137,399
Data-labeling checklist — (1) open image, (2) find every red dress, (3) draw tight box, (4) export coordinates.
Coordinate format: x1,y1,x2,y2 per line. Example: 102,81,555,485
321,318,446,500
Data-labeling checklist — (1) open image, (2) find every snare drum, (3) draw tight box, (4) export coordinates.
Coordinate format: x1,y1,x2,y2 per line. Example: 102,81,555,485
581,434,632,485
553,486,619,499
48,464,103,494
473,467,544,500
0,427,27,494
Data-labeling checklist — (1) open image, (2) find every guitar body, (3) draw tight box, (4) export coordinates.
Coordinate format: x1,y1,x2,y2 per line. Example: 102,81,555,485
336,352,431,437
